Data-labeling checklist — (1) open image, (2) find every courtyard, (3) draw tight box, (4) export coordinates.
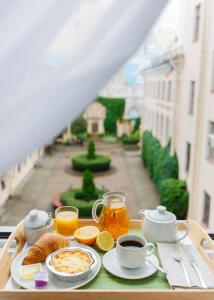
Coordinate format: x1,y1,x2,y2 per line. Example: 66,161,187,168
0,141,159,225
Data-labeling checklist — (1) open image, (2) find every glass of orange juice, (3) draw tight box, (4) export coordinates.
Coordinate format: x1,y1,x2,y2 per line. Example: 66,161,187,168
55,206,79,236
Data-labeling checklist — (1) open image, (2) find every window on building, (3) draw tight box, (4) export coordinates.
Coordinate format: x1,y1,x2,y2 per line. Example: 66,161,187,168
211,51,214,92
154,81,157,98
160,115,164,138
207,121,214,161
189,81,195,115
166,117,170,141
167,81,172,102
193,4,200,42
157,81,160,99
162,81,165,100
152,81,155,98
148,81,151,97
202,191,211,227
0,180,5,191
185,142,191,172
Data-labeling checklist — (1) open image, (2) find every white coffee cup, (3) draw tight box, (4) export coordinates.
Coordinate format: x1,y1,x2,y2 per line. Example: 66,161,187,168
116,234,155,269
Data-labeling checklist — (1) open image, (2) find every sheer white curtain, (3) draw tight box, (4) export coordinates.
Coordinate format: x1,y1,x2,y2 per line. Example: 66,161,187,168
0,0,167,173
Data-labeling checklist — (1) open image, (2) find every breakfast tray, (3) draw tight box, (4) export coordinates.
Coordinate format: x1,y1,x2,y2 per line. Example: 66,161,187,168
0,219,214,300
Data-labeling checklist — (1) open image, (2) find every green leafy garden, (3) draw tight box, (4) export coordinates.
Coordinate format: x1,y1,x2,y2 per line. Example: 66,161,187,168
70,116,87,135
121,129,139,145
121,118,140,146
141,131,189,219
61,170,104,217
72,140,111,172
97,96,125,134
101,134,117,144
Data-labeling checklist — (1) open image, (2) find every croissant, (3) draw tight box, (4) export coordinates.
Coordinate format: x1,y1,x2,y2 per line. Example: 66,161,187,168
22,232,69,265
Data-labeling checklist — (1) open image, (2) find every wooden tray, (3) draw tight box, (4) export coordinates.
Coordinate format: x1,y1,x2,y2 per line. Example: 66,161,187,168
0,219,214,300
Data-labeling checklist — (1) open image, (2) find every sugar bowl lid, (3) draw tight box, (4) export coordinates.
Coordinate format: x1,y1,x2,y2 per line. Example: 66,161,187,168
147,206,175,222
24,209,49,229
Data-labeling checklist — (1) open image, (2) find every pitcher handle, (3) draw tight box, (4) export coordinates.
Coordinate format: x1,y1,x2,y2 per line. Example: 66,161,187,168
92,199,104,223
175,220,189,241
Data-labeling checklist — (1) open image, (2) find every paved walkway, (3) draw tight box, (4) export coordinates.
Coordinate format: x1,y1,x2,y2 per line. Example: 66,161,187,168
0,142,159,225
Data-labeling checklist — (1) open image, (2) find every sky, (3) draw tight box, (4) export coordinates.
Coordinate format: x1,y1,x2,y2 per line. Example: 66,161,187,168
124,0,180,85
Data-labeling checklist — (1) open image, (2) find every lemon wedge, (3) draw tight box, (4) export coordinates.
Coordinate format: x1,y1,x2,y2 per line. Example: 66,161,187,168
96,231,114,251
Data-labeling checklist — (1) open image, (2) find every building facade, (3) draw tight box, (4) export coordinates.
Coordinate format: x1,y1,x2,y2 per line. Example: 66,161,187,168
141,0,214,229
100,69,143,120
141,47,183,151
83,102,106,135
0,149,43,207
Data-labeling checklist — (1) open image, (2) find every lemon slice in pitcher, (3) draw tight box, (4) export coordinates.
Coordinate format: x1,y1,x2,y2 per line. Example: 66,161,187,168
96,231,114,251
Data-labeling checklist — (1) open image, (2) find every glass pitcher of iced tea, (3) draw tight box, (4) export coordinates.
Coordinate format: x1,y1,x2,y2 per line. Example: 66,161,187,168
92,192,130,240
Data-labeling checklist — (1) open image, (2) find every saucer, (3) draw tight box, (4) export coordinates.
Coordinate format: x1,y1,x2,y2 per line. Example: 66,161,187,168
103,248,158,280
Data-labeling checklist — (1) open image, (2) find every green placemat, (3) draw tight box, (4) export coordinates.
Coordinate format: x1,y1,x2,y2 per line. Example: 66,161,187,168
80,229,169,290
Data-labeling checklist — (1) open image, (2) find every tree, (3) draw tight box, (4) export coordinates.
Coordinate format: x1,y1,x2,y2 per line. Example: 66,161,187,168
71,116,87,135
87,140,96,159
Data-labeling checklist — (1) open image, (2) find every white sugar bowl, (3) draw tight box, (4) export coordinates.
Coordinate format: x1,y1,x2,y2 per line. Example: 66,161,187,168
23,209,54,245
139,206,189,243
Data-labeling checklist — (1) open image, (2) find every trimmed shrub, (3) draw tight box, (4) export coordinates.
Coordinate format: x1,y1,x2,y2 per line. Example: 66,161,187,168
141,130,188,219
72,154,111,172
159,179,189,219
141,131,178,188
71,116,87,135
153,147,179,190
97,97,125,134
72,140,111,172
87,140,95,159
142,131,161,177
60,170,105,217
60,188,104,217
75,170,98,201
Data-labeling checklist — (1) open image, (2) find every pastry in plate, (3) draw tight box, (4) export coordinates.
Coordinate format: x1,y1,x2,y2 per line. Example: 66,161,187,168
22,233,69,265
51,249,94,274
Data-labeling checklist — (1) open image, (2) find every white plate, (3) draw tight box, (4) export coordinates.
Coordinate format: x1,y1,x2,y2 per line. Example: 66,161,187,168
10,244,101,290
103,248,158,280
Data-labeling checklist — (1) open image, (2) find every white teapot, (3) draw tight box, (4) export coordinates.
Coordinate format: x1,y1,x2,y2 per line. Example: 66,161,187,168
24,209,54,245
139,206,189,243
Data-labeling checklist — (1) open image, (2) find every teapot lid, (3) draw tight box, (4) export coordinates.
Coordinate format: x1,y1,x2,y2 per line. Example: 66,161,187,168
147,206,175,222
24,209,49,229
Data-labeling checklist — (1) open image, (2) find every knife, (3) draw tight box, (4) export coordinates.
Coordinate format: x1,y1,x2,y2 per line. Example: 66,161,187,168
187,252,208,289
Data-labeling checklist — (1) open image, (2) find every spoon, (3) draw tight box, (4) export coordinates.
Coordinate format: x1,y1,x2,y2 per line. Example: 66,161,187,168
146,259,167,274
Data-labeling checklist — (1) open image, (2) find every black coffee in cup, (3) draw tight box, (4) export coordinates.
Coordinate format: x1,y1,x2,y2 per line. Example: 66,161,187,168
120,240,144,249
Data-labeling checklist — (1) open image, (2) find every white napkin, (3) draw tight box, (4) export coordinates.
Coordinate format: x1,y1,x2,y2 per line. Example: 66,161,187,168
157,241,214,289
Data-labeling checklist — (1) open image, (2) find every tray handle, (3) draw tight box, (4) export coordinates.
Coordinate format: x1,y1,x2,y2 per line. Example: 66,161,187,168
0,220,25,289
188,219,214,274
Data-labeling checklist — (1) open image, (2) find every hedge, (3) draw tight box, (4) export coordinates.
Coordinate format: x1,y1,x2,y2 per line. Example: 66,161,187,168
72,154,111,172
142,131,178,190
141,131,188,219
60,188,104,217
97,97,125,134
159,179,189,219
